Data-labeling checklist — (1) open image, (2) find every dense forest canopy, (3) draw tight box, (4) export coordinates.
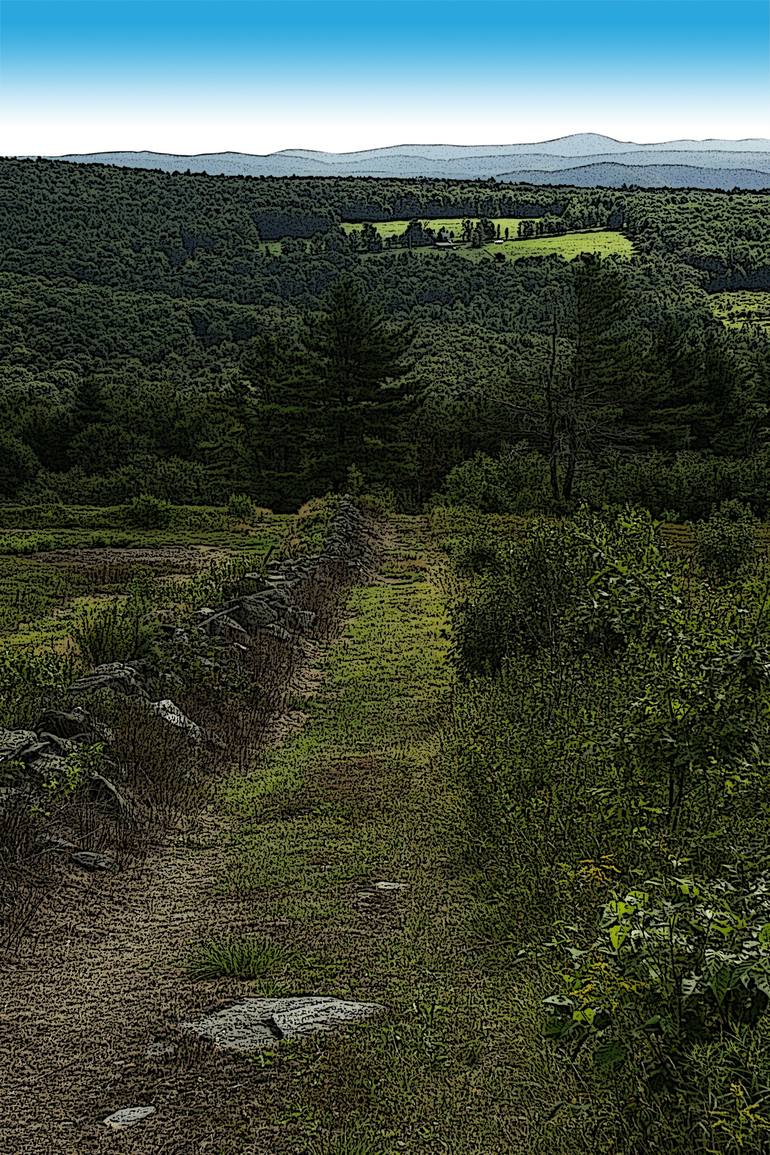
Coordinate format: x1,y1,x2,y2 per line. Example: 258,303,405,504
2,157,770,513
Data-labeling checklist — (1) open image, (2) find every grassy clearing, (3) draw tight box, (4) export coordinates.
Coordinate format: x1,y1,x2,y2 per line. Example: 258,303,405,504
0,504,290,648
213,517,575,1153
710,290,770,331
341,216,532,239
343,217,633,262
443,228,634,263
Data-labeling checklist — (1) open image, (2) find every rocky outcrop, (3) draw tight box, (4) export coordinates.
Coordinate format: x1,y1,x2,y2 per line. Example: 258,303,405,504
181,995,384,1051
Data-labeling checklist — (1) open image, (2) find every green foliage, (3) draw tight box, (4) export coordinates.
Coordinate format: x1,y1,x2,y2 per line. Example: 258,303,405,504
37,742,104,800
3,158,770,513
71,594,160,666
545,873,770,1148
548,873,770,1052
345,464,365,497
123,493,174,529
187,936,294,981
443,507,770,1150
226,493,259,522
695,500,759,582
0,646,75,727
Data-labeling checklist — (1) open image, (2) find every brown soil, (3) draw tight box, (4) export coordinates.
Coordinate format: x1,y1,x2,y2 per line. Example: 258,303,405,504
35,545,225,571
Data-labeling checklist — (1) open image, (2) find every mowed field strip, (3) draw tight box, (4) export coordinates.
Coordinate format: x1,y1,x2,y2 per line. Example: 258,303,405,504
341,218,634,261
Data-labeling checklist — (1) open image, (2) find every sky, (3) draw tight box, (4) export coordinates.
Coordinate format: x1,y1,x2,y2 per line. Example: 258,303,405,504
0,0,768,155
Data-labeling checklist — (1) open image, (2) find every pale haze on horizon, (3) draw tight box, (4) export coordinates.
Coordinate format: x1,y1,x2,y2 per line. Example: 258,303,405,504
1,0,769,156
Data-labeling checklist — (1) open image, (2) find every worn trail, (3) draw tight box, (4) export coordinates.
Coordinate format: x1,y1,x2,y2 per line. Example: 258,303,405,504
0,516,492,1154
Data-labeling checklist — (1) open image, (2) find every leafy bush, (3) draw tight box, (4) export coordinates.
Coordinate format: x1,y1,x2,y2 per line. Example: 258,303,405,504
441,448,551,513
71,596,160,666
226,493,258,522
545,873,770,1149
548,873,770,1059
443,505,770,1150
695,500,759,582
123,493,173,529
0,647,75,728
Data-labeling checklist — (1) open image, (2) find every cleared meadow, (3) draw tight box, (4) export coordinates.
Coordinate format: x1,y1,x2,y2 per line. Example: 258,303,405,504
710,290,770,331
0,505,291,653
341,218,634,262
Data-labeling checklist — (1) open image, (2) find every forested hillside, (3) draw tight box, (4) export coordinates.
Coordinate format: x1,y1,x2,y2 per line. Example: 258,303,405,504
2,158,770,514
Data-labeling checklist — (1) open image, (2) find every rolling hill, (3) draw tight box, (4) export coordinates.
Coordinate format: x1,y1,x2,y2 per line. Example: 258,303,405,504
41,134,770,187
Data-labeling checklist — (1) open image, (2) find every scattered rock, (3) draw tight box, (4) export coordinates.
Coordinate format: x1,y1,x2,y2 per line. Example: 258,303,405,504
35,732,77,756
103,1106,156,1130
69,663,146,698
264,623,292,643
36,835,77,853
181,996,384,1052
0,729,39,766
29,752,69,782
34,708,93,739
70,851,118,872
204,613,250,643
0,785,23,809
232,595,280,630
148,700,202,742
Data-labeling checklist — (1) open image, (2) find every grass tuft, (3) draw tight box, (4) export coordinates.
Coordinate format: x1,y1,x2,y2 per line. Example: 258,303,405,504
187,935,295,981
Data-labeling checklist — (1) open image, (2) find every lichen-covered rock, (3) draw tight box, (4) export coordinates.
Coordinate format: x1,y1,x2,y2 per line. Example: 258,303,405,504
0,730,39,766
69,663,146,698
148,699,202,742
232,595,280,630
181,996,384,1052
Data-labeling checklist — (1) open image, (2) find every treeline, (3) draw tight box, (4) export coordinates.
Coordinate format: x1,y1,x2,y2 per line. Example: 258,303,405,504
2,251,770,511
3,158,770,292
3,159,770,511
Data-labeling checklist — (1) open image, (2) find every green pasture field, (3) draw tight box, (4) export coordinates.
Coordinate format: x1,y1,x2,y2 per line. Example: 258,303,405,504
710,290,770,331
446,228,635,262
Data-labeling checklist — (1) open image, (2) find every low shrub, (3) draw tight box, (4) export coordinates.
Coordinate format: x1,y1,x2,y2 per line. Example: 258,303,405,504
71,596,160,666
226,493,259,522
123,493,173,529
694,500,759,582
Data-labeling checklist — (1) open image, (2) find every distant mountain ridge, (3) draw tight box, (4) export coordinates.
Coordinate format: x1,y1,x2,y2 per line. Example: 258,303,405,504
40,134,770,188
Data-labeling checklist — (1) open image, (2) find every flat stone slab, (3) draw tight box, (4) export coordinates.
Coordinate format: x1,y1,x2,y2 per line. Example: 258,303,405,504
70,850,118,872
181,996,384,1052
104,1106,156,1129
149,699,202,742
374,881,408,891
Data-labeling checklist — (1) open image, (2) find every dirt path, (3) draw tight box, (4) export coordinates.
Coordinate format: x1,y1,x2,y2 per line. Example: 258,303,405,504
1,518,489,1155
0,813,237,1152
0,613,349,1153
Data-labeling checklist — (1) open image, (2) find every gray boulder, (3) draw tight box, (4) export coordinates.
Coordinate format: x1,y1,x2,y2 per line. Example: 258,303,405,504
232,595,280,630
69,663,146,698
148,700,202,742
0,729,39,766
103,1106,156,1129
181,996,383,1052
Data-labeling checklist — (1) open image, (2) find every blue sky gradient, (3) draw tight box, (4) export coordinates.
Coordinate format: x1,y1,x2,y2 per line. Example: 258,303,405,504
1,0,768,153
